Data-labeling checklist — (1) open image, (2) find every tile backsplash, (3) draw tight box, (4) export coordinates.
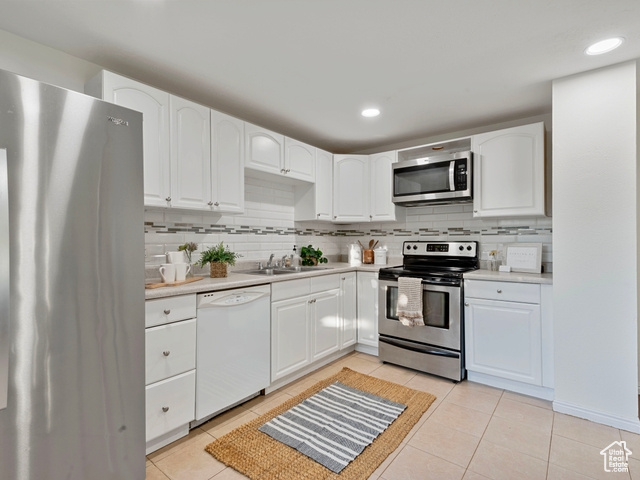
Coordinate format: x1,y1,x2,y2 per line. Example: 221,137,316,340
145,177,552,273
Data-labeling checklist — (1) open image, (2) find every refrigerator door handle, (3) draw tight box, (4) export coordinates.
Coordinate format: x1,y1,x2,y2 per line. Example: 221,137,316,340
0,149,9,410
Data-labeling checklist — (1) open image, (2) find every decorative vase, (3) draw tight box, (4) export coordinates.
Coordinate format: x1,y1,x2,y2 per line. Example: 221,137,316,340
209,262,227,278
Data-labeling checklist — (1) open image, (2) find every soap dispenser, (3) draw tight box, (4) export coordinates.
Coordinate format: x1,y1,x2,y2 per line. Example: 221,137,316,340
291,245,301,268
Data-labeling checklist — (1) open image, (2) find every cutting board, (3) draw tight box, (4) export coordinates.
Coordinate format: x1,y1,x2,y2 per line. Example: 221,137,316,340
145,277,204,289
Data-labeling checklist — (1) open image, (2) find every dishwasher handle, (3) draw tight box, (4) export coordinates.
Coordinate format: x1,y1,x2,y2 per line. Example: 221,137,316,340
197,289,270,308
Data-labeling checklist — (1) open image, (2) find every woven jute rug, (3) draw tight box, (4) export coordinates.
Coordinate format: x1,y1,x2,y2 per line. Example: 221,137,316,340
205,367,436,480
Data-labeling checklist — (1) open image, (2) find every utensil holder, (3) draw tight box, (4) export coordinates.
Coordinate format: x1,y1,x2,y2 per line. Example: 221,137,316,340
363,249,374,264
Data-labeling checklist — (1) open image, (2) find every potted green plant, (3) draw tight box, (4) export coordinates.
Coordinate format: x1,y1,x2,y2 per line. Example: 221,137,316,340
197,242,241,278
300,245,328,266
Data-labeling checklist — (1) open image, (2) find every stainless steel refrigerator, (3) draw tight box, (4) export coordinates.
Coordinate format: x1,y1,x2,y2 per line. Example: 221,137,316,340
0,69,145,479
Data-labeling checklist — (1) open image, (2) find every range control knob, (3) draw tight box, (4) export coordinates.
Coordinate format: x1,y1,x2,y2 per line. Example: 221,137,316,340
467,245,472,251
413,245,418,250
459,245,464,251
406,245,411,250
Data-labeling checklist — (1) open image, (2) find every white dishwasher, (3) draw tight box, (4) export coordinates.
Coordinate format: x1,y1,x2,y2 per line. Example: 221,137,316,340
194,284,271,424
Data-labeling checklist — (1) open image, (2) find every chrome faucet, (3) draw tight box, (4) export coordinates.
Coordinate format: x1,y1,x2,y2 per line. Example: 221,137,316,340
266,253,275,268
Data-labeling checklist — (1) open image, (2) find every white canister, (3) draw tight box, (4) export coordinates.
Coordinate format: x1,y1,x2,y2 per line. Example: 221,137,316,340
348,243,362,266
374,246,387,265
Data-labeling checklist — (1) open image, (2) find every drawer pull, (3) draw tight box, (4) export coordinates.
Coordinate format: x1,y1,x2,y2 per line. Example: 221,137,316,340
497,289,502,293
163,309,171,315
162,406,169,413
162,351,171,357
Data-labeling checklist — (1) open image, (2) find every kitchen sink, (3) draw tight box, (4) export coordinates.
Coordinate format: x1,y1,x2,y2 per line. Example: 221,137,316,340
235,266,332,276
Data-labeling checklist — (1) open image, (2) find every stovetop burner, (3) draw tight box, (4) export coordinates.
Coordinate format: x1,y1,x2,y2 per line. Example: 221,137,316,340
379,241,479,284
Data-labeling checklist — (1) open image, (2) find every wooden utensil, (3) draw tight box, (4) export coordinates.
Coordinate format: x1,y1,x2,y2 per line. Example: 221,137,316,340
368,239,374,249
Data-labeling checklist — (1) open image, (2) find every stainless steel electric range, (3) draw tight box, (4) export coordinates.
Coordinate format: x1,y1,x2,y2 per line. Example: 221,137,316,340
377,240,479,381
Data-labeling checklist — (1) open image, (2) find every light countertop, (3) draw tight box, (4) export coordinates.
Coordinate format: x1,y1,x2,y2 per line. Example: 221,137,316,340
145,262,387,300
463,269,553,285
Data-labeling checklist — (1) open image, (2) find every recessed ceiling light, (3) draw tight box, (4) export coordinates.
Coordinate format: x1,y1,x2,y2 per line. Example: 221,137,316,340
361,108,380,118
585,37,624,55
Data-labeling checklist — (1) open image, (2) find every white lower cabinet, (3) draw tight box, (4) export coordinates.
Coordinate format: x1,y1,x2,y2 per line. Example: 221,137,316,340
145,371,196,444
464,279,553,399
311,289,341,360
340,273,357,348
356,272,379,355
144,294,197,454
271,274,354,383
271,296,311,380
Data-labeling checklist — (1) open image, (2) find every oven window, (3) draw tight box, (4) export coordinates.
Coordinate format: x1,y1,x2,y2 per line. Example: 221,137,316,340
385,286,450,329
394,163,450,196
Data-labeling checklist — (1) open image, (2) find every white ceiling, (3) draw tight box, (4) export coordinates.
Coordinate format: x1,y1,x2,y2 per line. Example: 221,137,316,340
0,0,639,153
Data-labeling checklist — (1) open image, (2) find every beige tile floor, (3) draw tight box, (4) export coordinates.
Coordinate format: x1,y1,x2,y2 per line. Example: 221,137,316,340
146,352,640,480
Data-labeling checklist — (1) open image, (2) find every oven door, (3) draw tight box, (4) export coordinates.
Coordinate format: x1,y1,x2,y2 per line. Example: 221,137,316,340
378,279,461,351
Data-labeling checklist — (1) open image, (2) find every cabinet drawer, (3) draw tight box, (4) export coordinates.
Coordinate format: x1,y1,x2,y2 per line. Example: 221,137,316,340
465,280,540,304
145,294,196,327
311,273,340,293
146,370,195,442
146,318,196,385
272,278,310,302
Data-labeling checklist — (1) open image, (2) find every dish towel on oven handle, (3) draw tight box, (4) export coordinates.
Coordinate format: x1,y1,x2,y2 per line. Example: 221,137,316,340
397,276,424,326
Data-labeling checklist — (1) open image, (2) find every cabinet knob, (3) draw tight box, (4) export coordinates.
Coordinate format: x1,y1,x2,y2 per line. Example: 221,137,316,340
163,309,171,315
214,201,219,207
369,215,372,219
162,406,169,413
166,196,171,202
280,168,286,174
317,213,320,217
334,216,337,219
464,302,469,307
208,201,213,206
473,210,478,213
162,351,170,357
497,289,502,293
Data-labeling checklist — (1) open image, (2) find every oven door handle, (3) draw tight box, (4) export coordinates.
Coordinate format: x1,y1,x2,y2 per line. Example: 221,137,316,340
379,336,459,359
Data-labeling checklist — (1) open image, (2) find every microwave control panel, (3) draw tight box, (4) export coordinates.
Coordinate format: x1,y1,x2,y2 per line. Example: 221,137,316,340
454,160,468,190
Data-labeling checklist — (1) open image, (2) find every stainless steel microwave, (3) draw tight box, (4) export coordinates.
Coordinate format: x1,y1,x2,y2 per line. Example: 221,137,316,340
392,151,472,206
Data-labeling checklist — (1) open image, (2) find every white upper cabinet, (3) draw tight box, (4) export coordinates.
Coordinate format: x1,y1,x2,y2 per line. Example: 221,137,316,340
245,123,315,182
472,122,546,217
284,137,316,182
333,155,370,222
333,151,404,223
210,110,244,213
245,122,284,175
294,148,332,221
86,71,171,207
169,96,211,210
369,150,404,222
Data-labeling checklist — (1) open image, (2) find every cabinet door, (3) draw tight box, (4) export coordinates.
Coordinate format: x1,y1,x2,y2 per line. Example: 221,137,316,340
170,96,211,209
271,297,310,381
357,272,378,348
311,289,341,361
315,149,333,220
101,72,171,207
245,122,284,175
340,273,357,348
285,137,315,182
333,155,369,222
472,122,545,217
210,110,244,213
465,298,542,385
370,150,402,221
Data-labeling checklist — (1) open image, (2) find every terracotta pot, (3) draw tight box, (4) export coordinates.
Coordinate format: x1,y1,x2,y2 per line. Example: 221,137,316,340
209,262,227,278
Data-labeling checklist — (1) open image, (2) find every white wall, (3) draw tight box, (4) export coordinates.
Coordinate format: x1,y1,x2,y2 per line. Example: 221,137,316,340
552,61,639,432
0,29,99,93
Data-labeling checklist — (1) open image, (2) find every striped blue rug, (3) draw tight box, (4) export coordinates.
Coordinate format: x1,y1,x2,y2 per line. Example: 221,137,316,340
258,381,406,473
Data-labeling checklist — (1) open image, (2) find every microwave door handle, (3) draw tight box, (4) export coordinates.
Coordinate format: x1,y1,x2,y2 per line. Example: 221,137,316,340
449,160,455,191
